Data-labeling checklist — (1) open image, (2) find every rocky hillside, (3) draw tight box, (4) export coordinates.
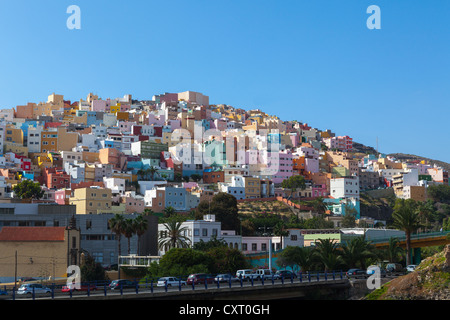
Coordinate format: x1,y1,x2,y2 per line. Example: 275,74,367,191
366,244,450,300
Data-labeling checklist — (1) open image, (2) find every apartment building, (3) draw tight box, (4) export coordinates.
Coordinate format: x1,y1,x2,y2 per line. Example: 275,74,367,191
69,187,112,215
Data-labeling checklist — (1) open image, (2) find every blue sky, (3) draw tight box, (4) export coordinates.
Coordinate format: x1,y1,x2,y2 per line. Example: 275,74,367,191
0,1,449,162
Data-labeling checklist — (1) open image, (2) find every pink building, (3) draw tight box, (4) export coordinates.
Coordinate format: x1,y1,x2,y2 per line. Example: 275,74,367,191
312,184,328,198
265,150,293,184
323,136,353,152
91,100,107,112
124,196,145,214
55,189,72,205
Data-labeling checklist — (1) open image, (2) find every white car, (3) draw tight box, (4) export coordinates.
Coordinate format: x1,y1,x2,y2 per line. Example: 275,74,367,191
157,277,186,287
406,265,417,272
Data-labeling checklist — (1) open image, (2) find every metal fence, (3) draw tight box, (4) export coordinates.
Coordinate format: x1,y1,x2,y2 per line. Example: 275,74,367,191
4,270,347,300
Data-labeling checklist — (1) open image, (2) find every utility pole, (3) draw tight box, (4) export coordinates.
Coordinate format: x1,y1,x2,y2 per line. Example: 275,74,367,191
14,250,17,289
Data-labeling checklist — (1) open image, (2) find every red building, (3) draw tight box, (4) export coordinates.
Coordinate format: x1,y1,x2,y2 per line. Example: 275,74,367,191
43,167,71,189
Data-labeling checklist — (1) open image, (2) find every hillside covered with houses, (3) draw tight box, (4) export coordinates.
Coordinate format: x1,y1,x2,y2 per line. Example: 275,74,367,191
0,90,448,282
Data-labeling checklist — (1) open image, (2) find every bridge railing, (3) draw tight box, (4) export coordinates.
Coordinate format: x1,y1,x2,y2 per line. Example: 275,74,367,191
8,270,347,300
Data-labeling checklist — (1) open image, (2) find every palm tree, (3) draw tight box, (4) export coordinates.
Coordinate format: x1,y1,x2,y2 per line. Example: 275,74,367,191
392,199,421,265
109,214,126,258
312,238,343,272
133,215,148,255
295,246,315,273
122,218,135,255
163,206,175,218
273,221,289,251
415,200,434,232
158,219,191,252
341,236,375,270
385,237,403,264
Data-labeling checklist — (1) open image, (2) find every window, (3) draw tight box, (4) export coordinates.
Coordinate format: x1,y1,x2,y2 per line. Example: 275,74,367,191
202,229,208,236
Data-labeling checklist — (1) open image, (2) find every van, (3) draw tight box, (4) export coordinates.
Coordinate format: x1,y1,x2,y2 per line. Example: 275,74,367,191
235,269,259,281
255,269,277,279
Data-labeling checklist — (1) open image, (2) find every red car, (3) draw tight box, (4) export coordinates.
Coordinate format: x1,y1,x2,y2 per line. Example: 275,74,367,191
186,273,215,285
62,283,97,292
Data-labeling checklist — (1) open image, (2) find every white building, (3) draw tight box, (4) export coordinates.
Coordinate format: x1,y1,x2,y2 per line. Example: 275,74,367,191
158,215,241,255
330,176,360,200
218,175,245,200
242,229,304,253
27,125,43,153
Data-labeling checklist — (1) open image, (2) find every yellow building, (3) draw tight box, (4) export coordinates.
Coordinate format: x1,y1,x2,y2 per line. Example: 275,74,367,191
4,143,28,157
0,226,80,280
5,125,24,145
69,187,112,215
57,128,79,152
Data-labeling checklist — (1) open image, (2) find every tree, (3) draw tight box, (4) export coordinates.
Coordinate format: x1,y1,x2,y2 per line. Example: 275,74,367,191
122,218,135,255
196,192,240,232
384,237,403,264
163,206,176,218
147,248,211,278
427,184,450,203
207,246,250,274
12,180,45,200
133,215,148,255
281,175,306,199
312,238,344,272
174,172,182,182
341,236,375,270
80,253,107,282
190,174,202,182
193,236,228,251
108,214,126,258
392,199,422,265
277,246,314,273
341,210,357,228
158,219,191,251
273,221,289,250
415,200,435,232
311,197,328,215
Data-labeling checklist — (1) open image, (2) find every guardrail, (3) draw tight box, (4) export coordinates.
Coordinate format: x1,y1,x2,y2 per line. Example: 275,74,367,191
369,230,450,245
4,270,349,300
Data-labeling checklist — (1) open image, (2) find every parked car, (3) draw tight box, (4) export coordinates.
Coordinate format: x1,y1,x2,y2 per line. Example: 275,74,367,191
386,263,403,273
17,283,51,296
406,265,418,272
346,269,366,278
61,283,97,292
235,269,260,281
275,270,297,279
186,273,215,285
214,274,239,283
109,279,136,290
157,277,186,287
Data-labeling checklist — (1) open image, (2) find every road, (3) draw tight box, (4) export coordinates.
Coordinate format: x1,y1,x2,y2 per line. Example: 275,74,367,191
3,272,404,300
